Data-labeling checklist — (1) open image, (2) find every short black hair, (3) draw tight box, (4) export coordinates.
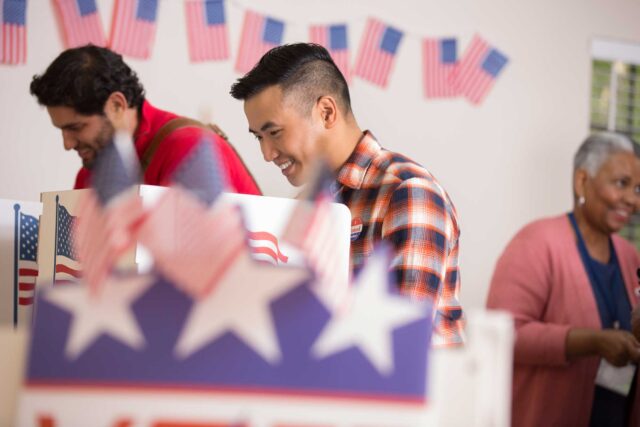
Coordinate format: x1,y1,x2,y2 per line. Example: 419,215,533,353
30,45,145,115
230,43,352,116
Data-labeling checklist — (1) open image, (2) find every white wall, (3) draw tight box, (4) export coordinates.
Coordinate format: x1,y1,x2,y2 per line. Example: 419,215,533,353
1,0,639,311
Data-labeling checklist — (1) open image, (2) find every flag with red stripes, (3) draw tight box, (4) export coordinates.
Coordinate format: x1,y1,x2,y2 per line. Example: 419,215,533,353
54,203,82,284
422,37,458,98
109,0,159,59
185,0,229,62
1,0,27,64
52,0,106,48
450,34,509,105
309,23,351,83
16,211,38,308
353,18,403,88
248,231,288,265
281,165,346,306
235,10,284,74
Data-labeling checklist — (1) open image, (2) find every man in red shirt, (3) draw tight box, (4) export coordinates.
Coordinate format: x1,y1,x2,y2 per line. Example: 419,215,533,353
30,45,260,195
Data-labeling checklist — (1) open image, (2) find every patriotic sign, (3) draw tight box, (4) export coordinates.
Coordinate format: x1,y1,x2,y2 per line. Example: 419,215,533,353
52,0,106,48
0,200,41,328
18,249,432,426
248,231,288,265
423,37,458,98
109,0,159,59
235,10,284,74
309,23,351,83
54,201,82,284
185,0,229,62
0,0,27,64
354,18,403,88
452,34,509,105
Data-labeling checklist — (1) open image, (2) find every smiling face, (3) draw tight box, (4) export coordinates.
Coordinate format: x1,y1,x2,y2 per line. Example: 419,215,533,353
47,105,114,169
243,85,325,187
578,151,640,234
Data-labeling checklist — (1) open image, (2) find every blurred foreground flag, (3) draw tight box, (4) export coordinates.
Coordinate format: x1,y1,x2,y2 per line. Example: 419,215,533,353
74,132,143,292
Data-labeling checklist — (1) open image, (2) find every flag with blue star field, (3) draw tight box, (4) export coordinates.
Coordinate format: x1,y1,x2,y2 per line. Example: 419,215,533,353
0,199,41,328
18,247,433,425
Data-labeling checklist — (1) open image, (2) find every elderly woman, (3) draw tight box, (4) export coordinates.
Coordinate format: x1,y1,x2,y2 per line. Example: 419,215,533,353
487,132,640,427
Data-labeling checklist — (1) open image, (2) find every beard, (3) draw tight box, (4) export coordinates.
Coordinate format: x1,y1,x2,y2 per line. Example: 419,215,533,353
81,118,115,169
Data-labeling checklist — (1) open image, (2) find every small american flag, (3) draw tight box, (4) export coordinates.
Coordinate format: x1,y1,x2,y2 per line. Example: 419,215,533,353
1,0,27,65
282,164,347,307
52,0,106,48
353,18,403,88
109,0,159,59
451,34,509,105
423,37,458,99
16,211,38,308
55,204,82,284
234,10,284,74
248,231,288,265
138,139,244,298
75,133,143,292
309,24,351,83
185,0,229,62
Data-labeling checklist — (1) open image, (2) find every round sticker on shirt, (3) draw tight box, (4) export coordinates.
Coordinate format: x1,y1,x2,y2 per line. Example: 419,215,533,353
351,218,363,241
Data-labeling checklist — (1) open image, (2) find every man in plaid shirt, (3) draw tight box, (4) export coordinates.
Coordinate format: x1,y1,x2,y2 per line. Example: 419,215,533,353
231,43,464,346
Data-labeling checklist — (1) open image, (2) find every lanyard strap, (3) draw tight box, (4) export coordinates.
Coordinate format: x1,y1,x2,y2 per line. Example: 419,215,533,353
568,213,619,325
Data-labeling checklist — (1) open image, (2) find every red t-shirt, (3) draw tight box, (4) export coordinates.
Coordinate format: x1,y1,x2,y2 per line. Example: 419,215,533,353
74,101,261,196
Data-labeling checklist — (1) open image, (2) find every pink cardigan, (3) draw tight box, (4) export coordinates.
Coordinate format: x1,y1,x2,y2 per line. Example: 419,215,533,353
487,214,640,427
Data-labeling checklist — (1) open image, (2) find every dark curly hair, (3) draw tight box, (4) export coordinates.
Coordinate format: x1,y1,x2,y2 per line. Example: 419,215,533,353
30,45,145,115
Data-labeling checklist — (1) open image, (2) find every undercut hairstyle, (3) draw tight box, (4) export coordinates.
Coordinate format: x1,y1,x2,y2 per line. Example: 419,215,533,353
30,45,145,115
230,43,352,117
573,131,635,176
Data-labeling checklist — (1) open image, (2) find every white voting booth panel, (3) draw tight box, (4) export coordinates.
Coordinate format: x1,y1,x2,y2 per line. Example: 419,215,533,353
0,199,42,328
38,186,352,295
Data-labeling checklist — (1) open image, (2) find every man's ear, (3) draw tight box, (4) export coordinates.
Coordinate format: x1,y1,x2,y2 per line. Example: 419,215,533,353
316,95,338,129
104,91,129,117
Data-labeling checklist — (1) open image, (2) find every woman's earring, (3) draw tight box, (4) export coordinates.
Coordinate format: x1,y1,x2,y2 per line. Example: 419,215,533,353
578,196,585,206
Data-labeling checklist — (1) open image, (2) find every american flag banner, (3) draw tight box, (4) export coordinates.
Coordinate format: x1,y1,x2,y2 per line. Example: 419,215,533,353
353,18,403,88
451,34,509,105
185,0,229,62
19,249,432,425
52,0,106,48
309,23,351,83
282,164,348,309
12,206,38,327
235,10,285,74
248,230,289,265
0,0,27,65
54,202,82,284
109,0,159,59
423,37,458,99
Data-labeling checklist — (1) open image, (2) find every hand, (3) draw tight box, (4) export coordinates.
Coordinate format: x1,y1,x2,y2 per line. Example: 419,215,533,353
594,329,640,367
632,306,640,340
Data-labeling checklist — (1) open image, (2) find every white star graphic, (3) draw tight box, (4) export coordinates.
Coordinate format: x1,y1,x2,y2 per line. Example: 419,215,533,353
44,274,154,359
174,250,310,363
311,249,429,376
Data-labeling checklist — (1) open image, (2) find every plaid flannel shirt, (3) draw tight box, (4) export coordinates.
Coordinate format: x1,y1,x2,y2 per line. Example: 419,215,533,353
333,131,464,346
